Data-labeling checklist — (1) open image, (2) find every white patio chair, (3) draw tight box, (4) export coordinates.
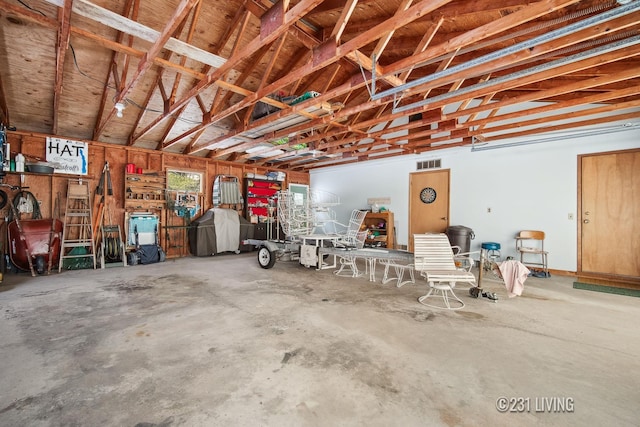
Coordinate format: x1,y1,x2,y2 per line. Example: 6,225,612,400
414,233,477,310
380,255,415,288
333,209,368,248
334,230,368,277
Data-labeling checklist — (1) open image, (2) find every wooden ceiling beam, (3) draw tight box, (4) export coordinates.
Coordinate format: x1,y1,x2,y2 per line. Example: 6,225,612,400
446,65,640,122
342,61,640,148
245,0,322,49
371,0,414,59
400,16,443,82
184,127,208,154
112,0,199,106
400,100,640,151
421,48,460,100
169,1,203,106
140,3,249,150
396,13,640,100
125,72,163,146
42,0,226,68
308,55,640,156
412,106,640,152
243,34,288,126
52,0,73,135
162,46,288,151
328,39,640,143
465,110,640,148
94,0,137,141
95,0,199,137
199,71,372,156
329,0,359,42
158,2,205,149
209,45,272,117
136,0,326,148
384,0,583,79
190,0,456,153
462,85,640,134
198,7,251,120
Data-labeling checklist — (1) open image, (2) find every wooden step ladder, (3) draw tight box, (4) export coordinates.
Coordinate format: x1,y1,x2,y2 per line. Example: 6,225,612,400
59,179,96,272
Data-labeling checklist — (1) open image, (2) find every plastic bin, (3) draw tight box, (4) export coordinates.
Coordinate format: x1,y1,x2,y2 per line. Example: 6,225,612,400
445,225,475,254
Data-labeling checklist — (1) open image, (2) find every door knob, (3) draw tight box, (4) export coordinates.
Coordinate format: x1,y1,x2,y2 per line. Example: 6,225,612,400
583,219,590,224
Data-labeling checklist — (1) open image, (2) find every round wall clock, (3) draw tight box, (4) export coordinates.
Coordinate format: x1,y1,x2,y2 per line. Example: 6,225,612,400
419,187,437,204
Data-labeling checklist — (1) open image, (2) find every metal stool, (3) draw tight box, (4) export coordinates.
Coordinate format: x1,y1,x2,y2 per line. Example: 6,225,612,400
482,242,501,270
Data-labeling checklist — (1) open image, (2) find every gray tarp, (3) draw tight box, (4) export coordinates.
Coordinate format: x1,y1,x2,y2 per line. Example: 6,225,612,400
189,208,254,256
213,208,240,253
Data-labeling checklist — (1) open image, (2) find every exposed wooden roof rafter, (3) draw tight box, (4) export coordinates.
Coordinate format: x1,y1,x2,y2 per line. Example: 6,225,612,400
52,0,73,135
2,0,638,169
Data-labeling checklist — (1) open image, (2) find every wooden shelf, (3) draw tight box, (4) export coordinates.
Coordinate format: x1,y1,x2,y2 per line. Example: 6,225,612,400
125,172,166,211
4,171,94,179
362,211,395,249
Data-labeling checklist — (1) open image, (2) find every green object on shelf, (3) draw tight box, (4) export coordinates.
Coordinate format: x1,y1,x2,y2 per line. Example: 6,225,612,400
288,91,320,105
270,136,307,151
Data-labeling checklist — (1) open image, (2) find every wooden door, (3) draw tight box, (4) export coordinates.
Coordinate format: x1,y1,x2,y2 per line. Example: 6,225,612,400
408,169,450,252
579,149,640,280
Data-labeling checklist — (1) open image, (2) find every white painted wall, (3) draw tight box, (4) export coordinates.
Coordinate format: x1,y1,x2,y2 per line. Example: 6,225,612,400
310,128,640,272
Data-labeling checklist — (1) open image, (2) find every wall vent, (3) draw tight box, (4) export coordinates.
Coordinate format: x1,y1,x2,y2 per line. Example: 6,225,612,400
417,159,441,170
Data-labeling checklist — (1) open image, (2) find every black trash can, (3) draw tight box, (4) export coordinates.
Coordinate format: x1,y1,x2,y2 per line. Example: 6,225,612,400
445,225,475,254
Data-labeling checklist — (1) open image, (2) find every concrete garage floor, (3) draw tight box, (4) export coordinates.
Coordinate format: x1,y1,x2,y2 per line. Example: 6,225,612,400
1,253,639,427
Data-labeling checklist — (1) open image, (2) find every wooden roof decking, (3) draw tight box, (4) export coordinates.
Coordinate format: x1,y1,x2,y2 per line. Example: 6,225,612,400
0,0,639,170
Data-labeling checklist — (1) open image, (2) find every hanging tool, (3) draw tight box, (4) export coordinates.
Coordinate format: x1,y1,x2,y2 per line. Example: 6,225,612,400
96,161,113,197
93,161,112,235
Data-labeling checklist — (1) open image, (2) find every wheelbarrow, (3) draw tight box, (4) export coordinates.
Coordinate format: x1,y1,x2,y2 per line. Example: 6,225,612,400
8,218,63,275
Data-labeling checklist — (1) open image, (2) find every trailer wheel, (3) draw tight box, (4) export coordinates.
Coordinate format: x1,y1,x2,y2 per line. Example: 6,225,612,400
35,255,45,275
258,247,276,269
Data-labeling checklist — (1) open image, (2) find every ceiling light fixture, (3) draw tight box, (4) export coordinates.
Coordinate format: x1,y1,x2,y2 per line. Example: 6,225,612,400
115,102,126,118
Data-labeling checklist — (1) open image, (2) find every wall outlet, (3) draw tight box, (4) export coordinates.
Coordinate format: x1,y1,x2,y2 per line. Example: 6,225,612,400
487,207,491,213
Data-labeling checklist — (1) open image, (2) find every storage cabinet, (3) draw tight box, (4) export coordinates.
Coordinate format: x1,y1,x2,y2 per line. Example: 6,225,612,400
362,211,395,249
243,178,282,239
